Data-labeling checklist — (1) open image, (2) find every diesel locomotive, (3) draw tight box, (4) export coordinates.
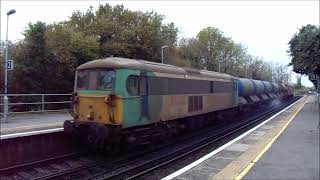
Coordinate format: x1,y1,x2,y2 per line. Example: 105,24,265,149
64,57,293,148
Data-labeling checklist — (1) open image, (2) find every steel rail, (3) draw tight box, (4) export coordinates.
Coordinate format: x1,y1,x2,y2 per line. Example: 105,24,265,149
0,152,81,173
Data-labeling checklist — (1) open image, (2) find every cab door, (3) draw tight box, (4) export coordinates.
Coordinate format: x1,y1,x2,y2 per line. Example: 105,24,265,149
139,75,149,119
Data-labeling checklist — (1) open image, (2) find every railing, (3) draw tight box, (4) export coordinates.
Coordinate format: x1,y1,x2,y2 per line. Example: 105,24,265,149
0,94,72,114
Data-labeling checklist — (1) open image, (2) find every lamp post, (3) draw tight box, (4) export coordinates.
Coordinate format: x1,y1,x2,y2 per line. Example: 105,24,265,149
245,63,249,77
218,60,223,73
161,45,169,64
3,9,16,123
317,74,320,129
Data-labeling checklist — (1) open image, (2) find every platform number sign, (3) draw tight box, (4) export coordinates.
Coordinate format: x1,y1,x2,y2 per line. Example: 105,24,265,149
310,74,316,81
6,60,14,70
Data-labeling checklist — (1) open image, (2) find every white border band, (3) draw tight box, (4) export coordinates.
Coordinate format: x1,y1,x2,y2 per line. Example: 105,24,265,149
0,128,63,140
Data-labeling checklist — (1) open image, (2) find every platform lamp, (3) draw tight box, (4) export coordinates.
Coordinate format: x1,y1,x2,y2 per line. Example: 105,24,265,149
218,60,224,73
3,9,16,123
161,45,169,64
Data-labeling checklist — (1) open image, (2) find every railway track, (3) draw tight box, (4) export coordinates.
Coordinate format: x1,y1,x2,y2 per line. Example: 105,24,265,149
0,97,300,180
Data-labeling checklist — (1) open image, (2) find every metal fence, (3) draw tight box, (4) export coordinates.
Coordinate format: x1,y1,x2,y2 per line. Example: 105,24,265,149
0,94,72,114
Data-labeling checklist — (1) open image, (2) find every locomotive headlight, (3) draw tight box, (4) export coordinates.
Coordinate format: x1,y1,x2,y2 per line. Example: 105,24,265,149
87,112,94,121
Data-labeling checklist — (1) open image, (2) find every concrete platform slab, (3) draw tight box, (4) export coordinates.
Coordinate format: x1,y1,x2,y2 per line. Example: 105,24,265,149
243,95,319,180
0,111,71,135
226,143,249,152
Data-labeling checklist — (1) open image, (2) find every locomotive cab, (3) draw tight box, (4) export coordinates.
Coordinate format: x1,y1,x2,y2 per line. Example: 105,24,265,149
66,68,122,131
64,67,124,144
71,68,123,125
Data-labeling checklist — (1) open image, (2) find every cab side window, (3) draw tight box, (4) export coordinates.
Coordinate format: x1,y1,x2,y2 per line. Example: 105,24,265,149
127,75,139,96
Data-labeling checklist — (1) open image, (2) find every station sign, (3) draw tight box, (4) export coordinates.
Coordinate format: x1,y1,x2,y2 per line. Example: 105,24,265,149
6,60,14,70
309,74,317,80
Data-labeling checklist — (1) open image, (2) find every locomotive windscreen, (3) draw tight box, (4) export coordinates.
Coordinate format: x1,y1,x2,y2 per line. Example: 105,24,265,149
76,69,115,91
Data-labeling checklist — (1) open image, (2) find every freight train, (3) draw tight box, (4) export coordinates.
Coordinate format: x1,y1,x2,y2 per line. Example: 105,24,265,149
64,57,293,149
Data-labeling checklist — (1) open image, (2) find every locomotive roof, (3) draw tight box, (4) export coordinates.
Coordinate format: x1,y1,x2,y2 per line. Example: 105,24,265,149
77,57,235,80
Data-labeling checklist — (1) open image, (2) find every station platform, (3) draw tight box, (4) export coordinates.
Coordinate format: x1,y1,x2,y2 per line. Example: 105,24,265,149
242,95,319,180
163,95,319,180
0,111,71,135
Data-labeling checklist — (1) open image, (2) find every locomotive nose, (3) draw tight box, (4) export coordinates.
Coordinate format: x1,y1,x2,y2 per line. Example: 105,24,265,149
74,94,122,125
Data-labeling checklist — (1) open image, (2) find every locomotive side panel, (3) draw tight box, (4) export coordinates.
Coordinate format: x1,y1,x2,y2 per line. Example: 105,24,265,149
155,74,236,121
159,92,235,121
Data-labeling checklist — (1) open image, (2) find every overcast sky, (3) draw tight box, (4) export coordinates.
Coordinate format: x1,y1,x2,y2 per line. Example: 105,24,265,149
1,0,319,87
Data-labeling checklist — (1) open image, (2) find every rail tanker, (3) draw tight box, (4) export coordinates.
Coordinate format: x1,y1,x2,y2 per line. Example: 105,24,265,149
64,57,293,149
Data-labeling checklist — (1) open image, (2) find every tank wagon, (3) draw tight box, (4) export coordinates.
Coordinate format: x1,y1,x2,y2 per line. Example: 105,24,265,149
64,57,293,148
237,78,292,104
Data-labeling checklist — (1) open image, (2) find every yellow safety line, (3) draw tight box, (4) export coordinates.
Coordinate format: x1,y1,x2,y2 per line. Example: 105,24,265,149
234,96,310,180
1,122,63,131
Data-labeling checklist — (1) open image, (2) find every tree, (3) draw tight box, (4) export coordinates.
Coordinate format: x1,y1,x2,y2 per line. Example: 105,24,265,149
9,22,76,93
45,23,99,68
177,26,291,82
68,4,178,62
288,24,320,86
9,22,52,93
270,63,290,84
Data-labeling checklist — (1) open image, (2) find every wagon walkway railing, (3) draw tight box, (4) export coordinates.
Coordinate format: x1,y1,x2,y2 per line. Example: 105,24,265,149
0,94,72,115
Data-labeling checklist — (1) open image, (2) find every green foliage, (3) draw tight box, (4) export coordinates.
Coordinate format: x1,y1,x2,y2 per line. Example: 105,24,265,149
288,24,320,86
9,21,68,93
45,24,99,68
67,4,178,62
10,22,49,93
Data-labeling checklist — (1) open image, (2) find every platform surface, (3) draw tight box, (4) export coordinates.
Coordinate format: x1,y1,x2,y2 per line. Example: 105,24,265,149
0,111,71,135
244,95,319,179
